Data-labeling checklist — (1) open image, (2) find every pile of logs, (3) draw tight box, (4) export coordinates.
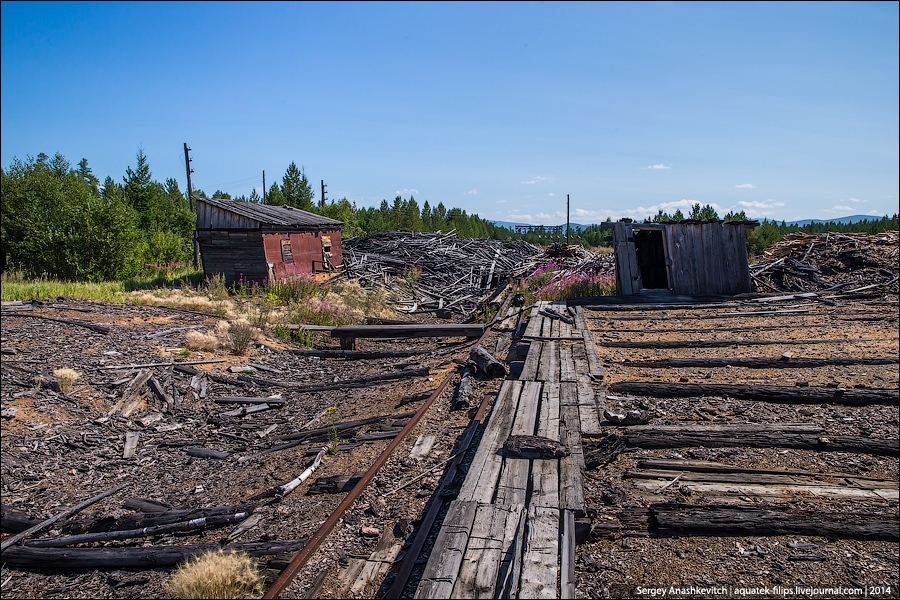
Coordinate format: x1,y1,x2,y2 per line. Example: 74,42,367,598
751,231,899,294
338,232,542,316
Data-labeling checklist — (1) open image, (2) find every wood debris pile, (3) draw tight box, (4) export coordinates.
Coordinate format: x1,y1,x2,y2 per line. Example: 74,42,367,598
751,231,899,294
338,232,542,316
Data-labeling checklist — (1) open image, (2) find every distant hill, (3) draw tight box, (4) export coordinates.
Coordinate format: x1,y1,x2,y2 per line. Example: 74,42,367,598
786,214,883,227
493,214,889,230
491,220,593,231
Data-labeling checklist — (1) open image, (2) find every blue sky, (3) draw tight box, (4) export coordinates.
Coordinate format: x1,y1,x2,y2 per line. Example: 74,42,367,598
2,2,898,224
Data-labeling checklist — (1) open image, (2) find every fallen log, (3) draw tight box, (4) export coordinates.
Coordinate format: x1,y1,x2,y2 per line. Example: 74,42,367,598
650,504,899,542
0,312,110,334
63,504,254,534
451,366,475,411
608,382,899,406
26,512,251,547
289,349,425,360
1,506,41,533
0,539,310,570
1,484,126,552
469,346,507,379
621,428,898,456
214,397,287,405
184,447,229,460
601,338,864,349
622,356,900,369
100,358,227,370
237,368,431,393
584,428,899,468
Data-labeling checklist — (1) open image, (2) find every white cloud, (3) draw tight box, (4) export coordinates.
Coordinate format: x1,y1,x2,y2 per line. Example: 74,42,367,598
846,197,867,203
395,188,418,195
738,200,785,209
568,199,722,222
496,199,506,204
827,205,854,213
502,211,564,224
643,164,672,170
735,183,756,189
521,175,551,185
547,192,556,197
464,188,478,195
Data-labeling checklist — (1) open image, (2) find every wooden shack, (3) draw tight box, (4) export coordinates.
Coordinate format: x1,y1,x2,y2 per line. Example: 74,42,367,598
195,197,343,286
601,219,757,297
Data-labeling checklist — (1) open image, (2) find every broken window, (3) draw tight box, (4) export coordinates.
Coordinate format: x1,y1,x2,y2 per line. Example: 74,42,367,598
280,238,293,263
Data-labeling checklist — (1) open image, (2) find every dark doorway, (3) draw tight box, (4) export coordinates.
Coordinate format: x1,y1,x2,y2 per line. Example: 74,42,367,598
635,230,669,289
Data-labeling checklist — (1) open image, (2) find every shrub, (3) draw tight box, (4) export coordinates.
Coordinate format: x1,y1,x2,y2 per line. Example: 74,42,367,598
166,549,263,599
52,368,79,393
186,330,219,352
228,318,256,355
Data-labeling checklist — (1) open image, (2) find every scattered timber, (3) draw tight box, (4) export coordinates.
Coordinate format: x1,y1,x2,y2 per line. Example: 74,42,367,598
622,356,900,369
0,539,310,569
1,484,126,552
63,505,254,534
608,382,899,406
0,312,110,334
25,512,251,547
237,367,431,393
650,504,899,541
750,231,899,294
338,232,542,318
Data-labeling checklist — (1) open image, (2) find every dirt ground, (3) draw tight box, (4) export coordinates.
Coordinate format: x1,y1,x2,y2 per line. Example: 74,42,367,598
1,293,897,599
577,298,899,599
0,300,509,598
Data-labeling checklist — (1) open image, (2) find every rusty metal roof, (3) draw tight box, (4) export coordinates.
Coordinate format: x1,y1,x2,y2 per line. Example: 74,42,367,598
197,196,343,228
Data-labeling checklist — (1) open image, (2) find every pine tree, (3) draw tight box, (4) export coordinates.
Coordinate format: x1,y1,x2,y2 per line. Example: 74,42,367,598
282,162,315,210
267,182,286,206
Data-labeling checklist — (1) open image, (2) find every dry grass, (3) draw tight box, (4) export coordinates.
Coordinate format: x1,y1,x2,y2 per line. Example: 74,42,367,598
52,368,79,393
185,330,219,352
166,549,263,599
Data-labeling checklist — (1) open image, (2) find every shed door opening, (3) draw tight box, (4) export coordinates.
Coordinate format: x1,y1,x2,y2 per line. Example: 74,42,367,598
634,230,669,289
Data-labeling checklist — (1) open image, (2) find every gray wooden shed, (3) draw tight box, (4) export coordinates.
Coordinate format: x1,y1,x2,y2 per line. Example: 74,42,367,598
601,219,757,297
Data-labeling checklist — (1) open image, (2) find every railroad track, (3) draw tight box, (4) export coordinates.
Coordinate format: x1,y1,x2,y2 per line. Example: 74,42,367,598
576,296,899,598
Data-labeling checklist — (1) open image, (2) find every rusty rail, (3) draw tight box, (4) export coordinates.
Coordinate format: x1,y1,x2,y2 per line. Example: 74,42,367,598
262,295,512,598
386,392,493,598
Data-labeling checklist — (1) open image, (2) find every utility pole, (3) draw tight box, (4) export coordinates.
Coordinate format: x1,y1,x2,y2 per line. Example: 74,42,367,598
566,193,570,246
183,143,194,211
262,171,266,204
321,180,327,208
183,143,200,269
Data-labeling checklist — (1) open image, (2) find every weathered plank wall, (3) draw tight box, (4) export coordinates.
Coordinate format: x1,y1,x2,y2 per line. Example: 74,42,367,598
196,230,268,286
612,222,752,296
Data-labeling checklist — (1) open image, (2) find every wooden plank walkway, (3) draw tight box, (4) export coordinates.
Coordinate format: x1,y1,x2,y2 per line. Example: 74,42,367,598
416,301,604,599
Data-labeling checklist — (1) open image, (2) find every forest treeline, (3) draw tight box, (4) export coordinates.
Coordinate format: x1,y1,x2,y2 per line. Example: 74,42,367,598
2,150,897,281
